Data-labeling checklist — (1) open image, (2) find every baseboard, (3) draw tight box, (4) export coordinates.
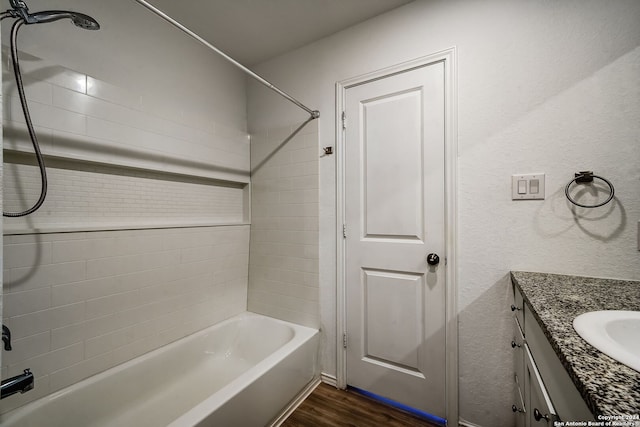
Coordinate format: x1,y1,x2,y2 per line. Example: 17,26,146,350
458,418,486,427
320,372,337,387
270,377,321,427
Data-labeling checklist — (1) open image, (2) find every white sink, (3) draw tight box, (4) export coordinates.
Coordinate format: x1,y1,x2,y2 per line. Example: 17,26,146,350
573,311,640,373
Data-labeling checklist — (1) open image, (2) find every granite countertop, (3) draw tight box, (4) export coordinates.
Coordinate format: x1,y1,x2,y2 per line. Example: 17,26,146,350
510,271,640,417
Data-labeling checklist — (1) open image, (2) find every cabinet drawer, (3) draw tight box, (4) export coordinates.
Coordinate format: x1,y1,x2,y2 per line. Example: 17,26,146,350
525,345,558,426
524,309,594,421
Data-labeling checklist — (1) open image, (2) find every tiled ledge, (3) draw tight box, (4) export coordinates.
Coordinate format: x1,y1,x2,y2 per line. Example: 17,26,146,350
3,221,250,236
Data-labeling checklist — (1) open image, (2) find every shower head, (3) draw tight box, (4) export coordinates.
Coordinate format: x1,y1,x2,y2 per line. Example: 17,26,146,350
22,10,100,30
6,0,100,30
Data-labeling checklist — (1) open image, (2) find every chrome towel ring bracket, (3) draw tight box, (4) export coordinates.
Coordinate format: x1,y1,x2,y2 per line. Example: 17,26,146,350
565,171,615,209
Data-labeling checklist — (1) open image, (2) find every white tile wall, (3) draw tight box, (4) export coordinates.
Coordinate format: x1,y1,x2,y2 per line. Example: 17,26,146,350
2,48,250,184
3,157,245,232
1,36,252,414
247,121,319,328
1,225,249,413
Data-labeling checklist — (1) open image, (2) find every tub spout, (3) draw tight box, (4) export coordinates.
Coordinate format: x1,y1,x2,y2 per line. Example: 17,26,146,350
2,325,11,351
1,369,34,399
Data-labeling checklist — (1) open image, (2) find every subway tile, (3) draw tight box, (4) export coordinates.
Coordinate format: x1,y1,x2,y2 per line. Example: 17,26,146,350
52,277,117,308
51,281,89,307
85,295,116,320
14,342,84,378
3,331,50,366
46,68,87,94
114,234,165,256
9,309,53,339
3,225,252,406
112,335,159,367
3,242,53,269
51,322,86,350
7,96,86,134
3,287,51,317
51,239,89,263
2,121,54,153
47,302,86,329
49,351,114,393
5,261,86,293
86,256,123,279
83,313,117,340
4,77,53,105
10,303,84,340
85,328,129,359
87,76,141,109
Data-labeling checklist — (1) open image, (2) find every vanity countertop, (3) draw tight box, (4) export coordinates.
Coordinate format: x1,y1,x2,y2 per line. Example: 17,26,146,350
510,271,640,417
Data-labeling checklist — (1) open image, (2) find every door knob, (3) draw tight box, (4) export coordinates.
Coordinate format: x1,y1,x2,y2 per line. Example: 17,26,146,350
427,253,440,266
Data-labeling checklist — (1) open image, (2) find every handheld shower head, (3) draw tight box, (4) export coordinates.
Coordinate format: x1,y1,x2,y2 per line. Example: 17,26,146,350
22,10,100,30
70,12,100,30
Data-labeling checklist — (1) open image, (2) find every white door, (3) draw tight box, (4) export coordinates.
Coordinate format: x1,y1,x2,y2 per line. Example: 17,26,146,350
344,60,446,417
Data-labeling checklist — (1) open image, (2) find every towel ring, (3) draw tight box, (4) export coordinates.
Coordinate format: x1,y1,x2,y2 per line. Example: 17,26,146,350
565,171,615,208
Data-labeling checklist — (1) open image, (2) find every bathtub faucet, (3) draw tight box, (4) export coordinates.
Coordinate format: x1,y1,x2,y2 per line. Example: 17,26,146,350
1,369,34,400
2,325,11,351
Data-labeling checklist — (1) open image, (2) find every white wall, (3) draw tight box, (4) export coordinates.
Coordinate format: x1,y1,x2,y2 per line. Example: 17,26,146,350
247,1,640,425
2,0,251,412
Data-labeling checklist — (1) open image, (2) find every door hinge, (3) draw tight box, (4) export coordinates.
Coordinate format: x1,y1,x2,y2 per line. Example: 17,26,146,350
343,332,347,348
341,111,347,130
342,224,347,238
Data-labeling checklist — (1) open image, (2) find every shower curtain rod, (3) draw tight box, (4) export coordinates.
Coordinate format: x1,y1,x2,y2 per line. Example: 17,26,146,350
131,0,319,120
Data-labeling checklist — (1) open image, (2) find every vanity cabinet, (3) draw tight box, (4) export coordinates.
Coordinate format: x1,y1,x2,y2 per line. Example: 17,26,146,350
510,283,592,426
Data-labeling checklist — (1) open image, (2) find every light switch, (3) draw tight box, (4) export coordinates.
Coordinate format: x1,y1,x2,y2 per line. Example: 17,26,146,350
517,180,527,194
512,173,545,200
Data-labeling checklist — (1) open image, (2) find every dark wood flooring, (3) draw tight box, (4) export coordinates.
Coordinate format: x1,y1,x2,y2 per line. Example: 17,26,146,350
281,383,441,427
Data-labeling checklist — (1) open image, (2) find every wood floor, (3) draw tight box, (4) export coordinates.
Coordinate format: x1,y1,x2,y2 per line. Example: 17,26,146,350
281,383,441,427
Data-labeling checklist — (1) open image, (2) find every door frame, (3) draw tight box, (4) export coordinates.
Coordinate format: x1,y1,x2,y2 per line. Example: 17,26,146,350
335,47,458,424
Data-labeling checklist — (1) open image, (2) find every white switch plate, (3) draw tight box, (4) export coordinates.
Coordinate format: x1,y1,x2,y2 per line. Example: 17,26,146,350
512,173,545,200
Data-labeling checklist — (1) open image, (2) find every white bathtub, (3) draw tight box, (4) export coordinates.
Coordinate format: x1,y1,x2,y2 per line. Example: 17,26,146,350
0,312,319,427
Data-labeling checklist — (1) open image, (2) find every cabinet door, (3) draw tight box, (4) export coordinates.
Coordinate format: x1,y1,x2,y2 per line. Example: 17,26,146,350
525,346,559,426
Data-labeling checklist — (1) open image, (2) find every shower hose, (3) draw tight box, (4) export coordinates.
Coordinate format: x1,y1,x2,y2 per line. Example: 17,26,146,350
2,12,48,217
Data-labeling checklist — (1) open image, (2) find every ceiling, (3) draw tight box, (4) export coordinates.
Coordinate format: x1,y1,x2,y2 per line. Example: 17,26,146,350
144,0,414,65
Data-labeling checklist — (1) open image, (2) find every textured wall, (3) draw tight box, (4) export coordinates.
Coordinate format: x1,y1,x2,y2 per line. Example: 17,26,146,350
247,1,640,425
248,120,320,328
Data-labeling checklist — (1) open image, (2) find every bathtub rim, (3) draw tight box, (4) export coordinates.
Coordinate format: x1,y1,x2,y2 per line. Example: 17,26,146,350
168,313,319,427
0,311,319,426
